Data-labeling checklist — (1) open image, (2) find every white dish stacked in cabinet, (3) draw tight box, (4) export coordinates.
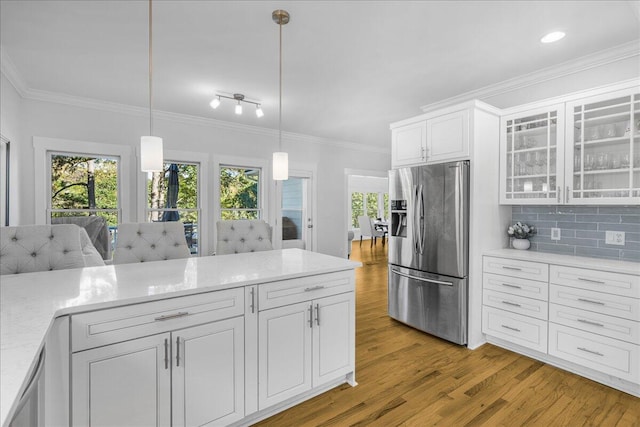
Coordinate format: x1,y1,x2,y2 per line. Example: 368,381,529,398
482,249,639,397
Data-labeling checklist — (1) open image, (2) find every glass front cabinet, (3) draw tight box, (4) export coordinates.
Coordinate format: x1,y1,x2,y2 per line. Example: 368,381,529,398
500,86,640,205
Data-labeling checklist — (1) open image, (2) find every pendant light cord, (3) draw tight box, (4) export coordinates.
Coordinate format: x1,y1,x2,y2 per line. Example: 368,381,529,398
278,17,282,152
148,0,154,136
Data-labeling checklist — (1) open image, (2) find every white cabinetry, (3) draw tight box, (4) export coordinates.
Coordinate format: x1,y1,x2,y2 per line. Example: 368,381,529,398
483,253,640,396
257,272,355,410
500,83,640,204
71,288,245,426
390,104,477,168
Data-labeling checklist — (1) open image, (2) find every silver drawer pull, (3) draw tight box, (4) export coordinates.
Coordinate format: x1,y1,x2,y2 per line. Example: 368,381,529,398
577,347,604,357
501,301,522,307
502,266,522,271
577,277,605,285
577,319,605,327
501,325,521,332
304,285,326,292
154,311,189,321
502,283,522,289
577,298,605,306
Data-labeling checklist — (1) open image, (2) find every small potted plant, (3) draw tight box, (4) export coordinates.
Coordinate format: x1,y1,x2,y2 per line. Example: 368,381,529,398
507,222,536,250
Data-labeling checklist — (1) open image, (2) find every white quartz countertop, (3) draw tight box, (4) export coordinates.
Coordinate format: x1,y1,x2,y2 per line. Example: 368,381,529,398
484,249,639,275
0,249,360,426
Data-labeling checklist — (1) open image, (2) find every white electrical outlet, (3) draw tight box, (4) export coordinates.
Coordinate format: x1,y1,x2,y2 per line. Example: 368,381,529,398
605,231,625,246
551,228,561,241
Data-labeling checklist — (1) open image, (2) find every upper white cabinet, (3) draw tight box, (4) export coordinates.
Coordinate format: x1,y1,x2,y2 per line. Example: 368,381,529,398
500,84,640,205
500,104,565,204
391,106,473,168
391,120,427,167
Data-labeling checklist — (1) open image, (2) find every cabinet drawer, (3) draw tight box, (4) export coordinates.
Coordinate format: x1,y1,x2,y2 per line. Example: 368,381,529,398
550,303,639,345
483,289,548,320
258,271,354,311
483,272,548,301
550,265,639,299
483,257,548,282
482,306,547,353
550,284,640,322
72,288,244,352
549,323,639,383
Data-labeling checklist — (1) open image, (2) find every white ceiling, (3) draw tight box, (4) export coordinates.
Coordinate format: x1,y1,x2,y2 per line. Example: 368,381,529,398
1,1,639,149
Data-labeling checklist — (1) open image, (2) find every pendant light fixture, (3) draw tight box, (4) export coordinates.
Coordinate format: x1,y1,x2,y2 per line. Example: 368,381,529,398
272,10,289,181
140,0,163,172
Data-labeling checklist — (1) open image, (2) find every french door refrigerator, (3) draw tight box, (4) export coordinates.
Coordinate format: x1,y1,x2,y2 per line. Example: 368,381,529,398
388,160,469,345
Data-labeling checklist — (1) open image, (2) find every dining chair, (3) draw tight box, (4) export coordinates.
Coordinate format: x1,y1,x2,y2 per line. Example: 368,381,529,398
216,219,273,255
357,215,385,247
112,222,191,264
0,224,104,275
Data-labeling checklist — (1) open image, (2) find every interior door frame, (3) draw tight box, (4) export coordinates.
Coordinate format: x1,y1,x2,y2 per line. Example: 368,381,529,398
274,166,317,251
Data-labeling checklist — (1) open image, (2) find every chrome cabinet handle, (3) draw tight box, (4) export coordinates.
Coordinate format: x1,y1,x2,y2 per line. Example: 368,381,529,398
566,186,570,203
577,347,603,357
308,304,314,328
315,304,320,326
250,287,255,313
304,285,325,292
577,319,604,327
557,186,561,203
176,337,182,367
577,277,605,285
155,311,189,321
164,339,169,370
501,283,522,289
501,325,521,332
501,301,522,308
502,266,522,271
578,298,605,306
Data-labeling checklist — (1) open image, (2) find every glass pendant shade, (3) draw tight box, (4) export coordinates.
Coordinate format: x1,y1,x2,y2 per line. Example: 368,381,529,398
140,136,164,172
272,151,288,180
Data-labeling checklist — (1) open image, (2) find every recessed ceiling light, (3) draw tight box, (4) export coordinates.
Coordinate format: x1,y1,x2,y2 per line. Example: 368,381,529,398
541,31,566,44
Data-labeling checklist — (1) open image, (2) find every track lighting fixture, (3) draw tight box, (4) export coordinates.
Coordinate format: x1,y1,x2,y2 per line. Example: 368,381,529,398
209,93,263,117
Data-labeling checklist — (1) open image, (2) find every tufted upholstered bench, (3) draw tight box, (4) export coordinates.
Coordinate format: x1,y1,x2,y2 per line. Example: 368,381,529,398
0,224,104,275
216,219,273,255
112,222,191,264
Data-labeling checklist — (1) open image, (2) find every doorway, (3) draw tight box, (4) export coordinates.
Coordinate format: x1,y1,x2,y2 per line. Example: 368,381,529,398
281,172,313,250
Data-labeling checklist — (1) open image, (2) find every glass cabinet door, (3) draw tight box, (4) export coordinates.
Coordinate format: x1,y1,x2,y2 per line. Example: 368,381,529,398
568,90,640,203
501,106,564,204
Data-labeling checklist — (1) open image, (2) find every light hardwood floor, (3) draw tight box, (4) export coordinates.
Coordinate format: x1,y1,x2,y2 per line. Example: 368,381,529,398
255,242,639,426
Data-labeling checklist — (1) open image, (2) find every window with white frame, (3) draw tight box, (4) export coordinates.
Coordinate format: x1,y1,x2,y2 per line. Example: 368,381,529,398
146,161,200,255
351,191,388,227
219,165,262,220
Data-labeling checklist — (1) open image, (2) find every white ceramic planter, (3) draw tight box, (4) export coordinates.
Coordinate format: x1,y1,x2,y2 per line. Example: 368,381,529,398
512,238,531,250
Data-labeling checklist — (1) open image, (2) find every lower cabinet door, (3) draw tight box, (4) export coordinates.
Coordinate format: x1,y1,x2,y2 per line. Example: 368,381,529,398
258,301,312,410
483,306,548,353
313,293,355,386
172,317,245,427
72,333,171,427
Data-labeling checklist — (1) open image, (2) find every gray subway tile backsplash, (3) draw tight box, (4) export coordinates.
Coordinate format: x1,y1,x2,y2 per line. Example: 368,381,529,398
510,205,640,261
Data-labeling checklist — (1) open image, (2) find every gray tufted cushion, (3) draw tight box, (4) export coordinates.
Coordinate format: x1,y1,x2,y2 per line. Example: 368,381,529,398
216,220,273,255
112,222,191,265
0,224,97,275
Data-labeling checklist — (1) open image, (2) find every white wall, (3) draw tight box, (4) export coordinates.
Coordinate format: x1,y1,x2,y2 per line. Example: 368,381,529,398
10,90,390,258
0,73,22,225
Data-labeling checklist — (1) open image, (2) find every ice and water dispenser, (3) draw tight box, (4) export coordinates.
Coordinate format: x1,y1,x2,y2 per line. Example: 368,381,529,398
390,200,407,237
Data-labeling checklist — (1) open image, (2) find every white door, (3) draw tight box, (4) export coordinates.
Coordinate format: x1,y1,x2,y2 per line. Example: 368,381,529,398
72,333,171,427
258,301,312,409
281,173,313,250
312,293,355,387
427,109,469,163
392,121,427,167
172,317,245,427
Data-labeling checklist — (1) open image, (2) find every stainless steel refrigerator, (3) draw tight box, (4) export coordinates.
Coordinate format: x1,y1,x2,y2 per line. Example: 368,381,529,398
388,160,469,345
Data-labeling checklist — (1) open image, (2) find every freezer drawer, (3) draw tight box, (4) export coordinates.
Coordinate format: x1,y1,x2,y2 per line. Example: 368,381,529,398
388,265,467,345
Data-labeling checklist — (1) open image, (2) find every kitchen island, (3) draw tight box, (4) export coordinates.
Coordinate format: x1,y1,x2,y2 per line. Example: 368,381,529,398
1,249,361,426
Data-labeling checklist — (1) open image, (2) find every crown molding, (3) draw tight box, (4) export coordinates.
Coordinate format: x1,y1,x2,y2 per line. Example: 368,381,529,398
420,40,640,113
0,46,28,97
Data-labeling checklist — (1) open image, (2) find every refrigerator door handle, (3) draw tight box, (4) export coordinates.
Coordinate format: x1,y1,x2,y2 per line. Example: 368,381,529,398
413,185,419,254
418,184,425,254
391,269,454,286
